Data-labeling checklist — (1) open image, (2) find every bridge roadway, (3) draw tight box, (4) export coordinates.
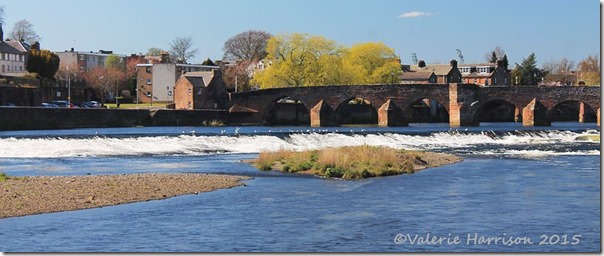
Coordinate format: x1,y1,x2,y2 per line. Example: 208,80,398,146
227,83,601,127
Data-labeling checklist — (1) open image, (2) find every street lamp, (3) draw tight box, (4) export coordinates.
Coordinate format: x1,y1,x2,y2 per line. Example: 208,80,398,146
66,66,71,107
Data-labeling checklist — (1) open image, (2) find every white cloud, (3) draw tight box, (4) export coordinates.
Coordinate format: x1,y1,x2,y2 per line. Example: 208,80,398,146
398,11,433,18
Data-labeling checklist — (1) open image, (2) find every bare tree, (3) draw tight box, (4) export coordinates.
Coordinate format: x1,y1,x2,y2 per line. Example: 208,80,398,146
169,36,198,63
0,5,4,25
81,67,124,103
223,30,272,62
9,19,41,44
484,46,506,62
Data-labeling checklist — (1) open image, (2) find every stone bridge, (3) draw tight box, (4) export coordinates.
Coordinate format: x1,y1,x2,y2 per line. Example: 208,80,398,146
227,83,600,127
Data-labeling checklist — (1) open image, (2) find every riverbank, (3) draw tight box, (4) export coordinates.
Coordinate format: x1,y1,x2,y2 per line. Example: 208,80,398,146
251,145,463,179
0,173,250,219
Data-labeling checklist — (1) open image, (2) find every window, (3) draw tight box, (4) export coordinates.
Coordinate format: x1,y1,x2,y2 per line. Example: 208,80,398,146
188,88,192,95
477,66,490,73
197,89,202,95
188,102,192,109
146,79,152,85
494,77,498,84
80,67,85,72
146,67,151,73
459,67,470,73
80,55,85,60
485,79,489,86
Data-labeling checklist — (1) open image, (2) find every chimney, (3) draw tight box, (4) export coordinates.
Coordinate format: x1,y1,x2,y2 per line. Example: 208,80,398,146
418,60,426,68
70,47,74,52
450,59,458,68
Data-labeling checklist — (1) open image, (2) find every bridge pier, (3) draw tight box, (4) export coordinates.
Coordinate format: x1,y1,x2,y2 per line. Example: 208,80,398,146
578,102,586,123
310,100,336,127
597,108,600,126
514,107,522,122
448,83,479,127
378,99,407,127
522,99,551,126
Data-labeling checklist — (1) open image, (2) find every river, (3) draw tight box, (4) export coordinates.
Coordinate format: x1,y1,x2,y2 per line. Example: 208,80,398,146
0,122,599,252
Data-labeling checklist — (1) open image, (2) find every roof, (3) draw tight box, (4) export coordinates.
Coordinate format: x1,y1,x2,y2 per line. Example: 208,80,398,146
183,71,215,87
5,41,28,53
404,64,453,76
0,42,23,54
400,71,434,80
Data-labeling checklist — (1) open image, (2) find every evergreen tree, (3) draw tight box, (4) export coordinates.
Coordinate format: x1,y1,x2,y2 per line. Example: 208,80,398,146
202,58,215,66
517,53,544,86
26,49,59,79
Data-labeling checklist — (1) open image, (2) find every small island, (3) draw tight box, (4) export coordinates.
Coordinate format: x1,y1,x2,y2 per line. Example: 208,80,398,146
251,145,462,179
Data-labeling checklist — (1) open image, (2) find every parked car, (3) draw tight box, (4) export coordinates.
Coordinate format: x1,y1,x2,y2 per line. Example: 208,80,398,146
41,103,59,108
49,100,76,108
0,102,16,107
81,101,101,108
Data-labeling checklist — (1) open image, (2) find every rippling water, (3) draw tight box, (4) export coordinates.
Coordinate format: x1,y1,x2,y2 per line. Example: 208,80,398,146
0,123,600,252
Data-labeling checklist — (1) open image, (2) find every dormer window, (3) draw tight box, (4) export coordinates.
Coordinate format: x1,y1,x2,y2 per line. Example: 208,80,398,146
478,66,490,73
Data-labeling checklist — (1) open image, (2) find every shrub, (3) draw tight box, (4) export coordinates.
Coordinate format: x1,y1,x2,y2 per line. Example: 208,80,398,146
0,172,8,182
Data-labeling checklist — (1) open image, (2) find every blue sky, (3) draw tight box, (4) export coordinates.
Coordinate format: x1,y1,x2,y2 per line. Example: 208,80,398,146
1,0,601,66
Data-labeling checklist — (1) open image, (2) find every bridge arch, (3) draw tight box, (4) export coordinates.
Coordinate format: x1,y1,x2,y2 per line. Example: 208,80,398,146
262,96,310,125
549,100,597,123
473,99,520,123
335,97,378,125
402,97,450,123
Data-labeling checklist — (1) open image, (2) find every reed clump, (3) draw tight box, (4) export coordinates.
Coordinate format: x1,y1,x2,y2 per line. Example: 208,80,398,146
253,145,424,179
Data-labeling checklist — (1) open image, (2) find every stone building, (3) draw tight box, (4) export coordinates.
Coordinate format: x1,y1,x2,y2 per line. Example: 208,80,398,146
458,60,510,86
0,27,29,76
136,62,219,103
401,60,462,84
173,69,228,110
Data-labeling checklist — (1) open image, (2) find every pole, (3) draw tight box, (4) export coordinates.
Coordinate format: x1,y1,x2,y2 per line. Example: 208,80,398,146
67,66,71,107
235,75,238,93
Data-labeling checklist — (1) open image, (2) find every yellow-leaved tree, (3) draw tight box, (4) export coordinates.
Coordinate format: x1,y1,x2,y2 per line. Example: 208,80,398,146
251,33,401,88
341,42,400,85
252,33,345,88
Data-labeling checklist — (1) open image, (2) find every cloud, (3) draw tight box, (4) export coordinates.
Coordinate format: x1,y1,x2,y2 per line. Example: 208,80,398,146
398,11,433,18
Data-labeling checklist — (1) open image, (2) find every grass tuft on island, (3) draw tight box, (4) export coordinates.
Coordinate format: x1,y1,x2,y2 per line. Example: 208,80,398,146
252,145,462,179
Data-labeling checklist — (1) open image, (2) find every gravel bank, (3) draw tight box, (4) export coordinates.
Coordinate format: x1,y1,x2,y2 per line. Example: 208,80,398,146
0,173,250,219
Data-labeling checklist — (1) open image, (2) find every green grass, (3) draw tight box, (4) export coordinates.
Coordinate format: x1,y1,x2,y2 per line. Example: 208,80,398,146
104,102,171,109
252,145,419,179
0,172,8,182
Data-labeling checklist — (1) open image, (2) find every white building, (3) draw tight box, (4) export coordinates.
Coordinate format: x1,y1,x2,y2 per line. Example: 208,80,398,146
136,63,219,103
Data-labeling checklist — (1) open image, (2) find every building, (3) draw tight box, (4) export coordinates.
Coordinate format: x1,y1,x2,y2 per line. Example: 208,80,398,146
136,63,220,103
399,71,437,84
458,60,510,86
401,60,462,84
0,27,29,76
173,70,228,110
55,49,126,72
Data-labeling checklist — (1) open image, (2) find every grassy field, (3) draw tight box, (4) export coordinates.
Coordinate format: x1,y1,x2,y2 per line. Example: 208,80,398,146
252,145,423,179
103,102,171,109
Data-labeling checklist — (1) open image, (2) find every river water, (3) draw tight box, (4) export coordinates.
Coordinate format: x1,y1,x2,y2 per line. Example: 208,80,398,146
0,123,599,252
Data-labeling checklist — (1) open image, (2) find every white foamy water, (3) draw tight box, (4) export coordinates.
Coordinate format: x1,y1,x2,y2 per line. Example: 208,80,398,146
0,130,599,158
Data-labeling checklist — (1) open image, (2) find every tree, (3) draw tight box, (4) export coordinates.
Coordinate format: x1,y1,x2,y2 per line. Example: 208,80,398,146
223,30,272,62
201,58,215,66
513,53,545,86
105,54,125,71
146,47,164,56
26,49,59,79
8,19,41,44
541,58,576,85
251,33,345,88
81,67,123,103
223,60,253,92
0,5,4,25
341,42,400,84
485,46,505,63
169,36,198,63
577,54,600,86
